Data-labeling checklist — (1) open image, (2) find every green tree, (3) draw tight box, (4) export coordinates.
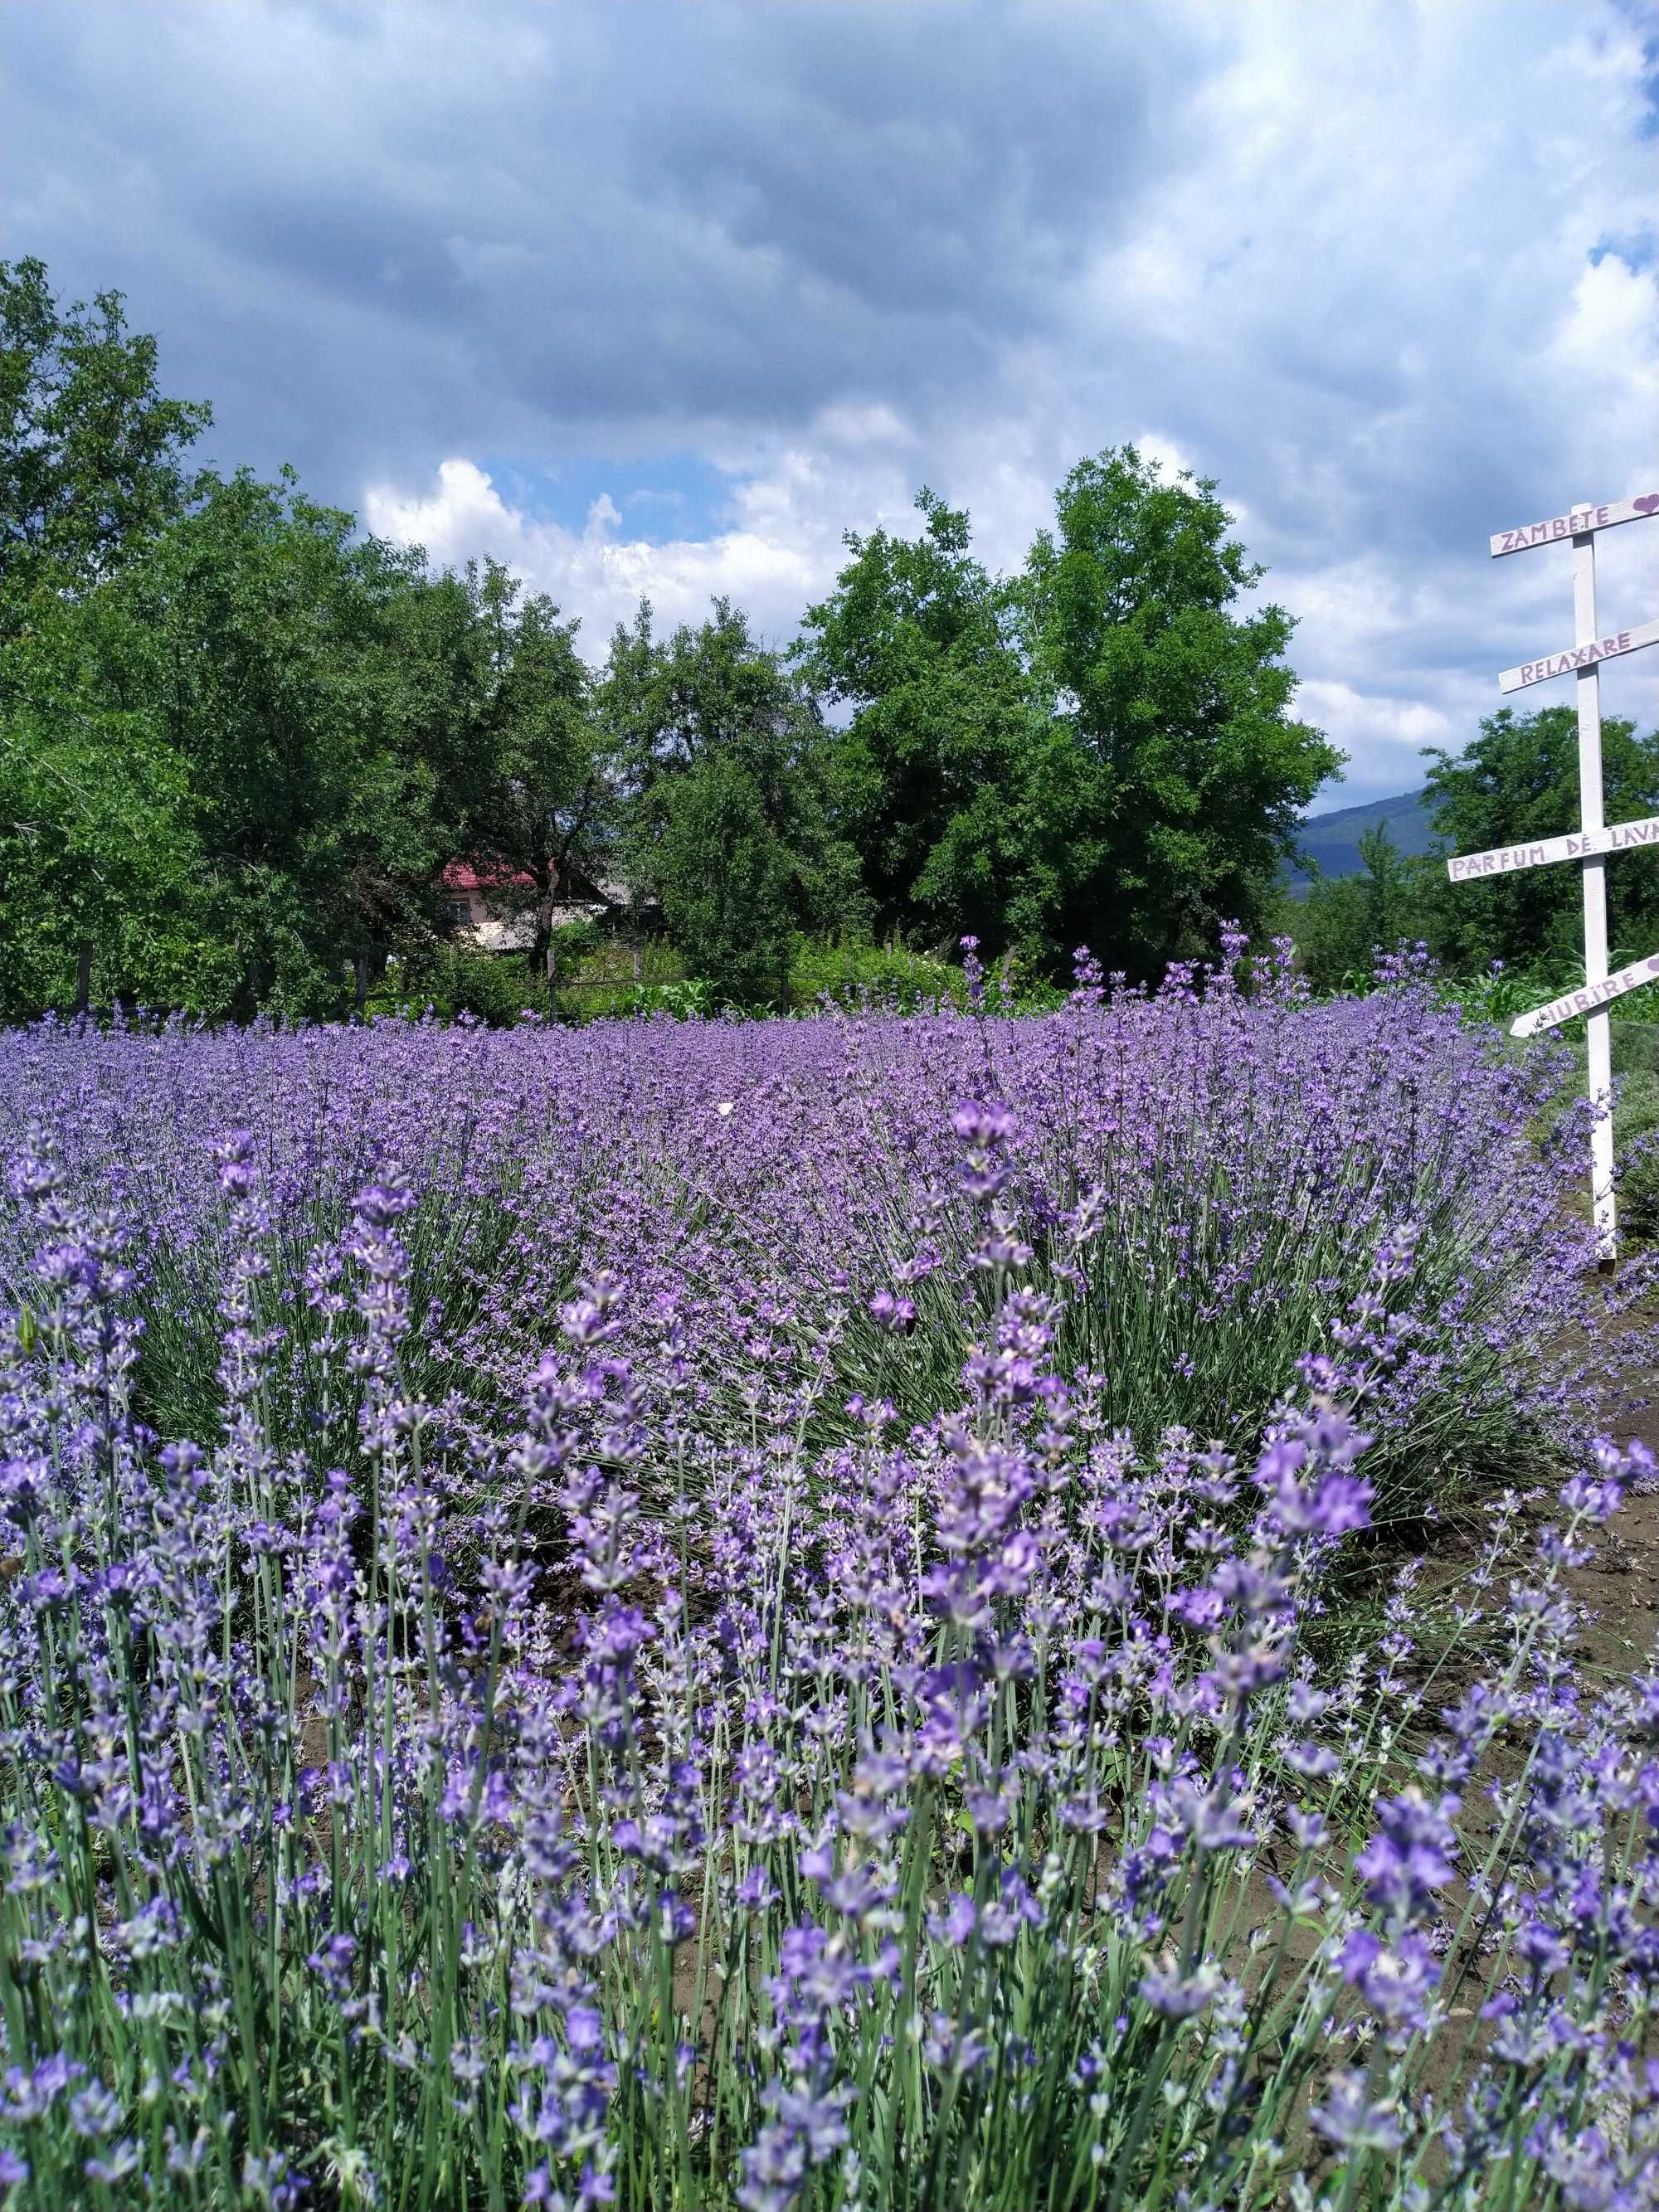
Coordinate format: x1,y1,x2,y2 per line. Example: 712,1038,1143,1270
800,489,1050,950
0,258,211,630
0,590,232,1019
1020,447,1340,972
1354,819,1415,952
392,558,597,1001
1420,706,1659,974
804,451,1338,976
1287,821,1428,994
0,261,611,1022
0,261,230,1018
605,599,865,1004
99,469,449,1016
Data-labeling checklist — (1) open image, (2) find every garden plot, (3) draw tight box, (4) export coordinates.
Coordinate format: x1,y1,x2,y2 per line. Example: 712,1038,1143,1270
1,956,1657,2208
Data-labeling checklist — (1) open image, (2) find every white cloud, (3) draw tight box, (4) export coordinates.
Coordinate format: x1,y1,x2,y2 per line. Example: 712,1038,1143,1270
364,456,846,648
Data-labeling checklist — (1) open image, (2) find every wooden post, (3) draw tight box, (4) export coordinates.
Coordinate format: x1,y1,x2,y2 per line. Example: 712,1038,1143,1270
1454,483,1659,1260
1573,510,1616,1259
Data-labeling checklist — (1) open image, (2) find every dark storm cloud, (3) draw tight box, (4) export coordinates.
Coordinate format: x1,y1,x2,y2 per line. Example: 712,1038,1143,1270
2,1,1216,492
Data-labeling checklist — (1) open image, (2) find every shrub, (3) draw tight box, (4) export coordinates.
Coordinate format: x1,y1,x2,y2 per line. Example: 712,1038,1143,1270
553,939,695,1023
1,945,1646,1553
789,936,962,1012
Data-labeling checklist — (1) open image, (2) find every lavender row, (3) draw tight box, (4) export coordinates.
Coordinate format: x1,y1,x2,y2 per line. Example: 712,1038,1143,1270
0,946,1647,1513
0,950,1655,2205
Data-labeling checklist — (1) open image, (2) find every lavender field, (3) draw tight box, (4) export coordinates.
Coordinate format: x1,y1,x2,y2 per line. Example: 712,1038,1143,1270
2,951,1657,2210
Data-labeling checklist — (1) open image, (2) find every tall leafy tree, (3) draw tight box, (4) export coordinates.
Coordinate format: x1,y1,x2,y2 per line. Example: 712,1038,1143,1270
397,559,598,996
100,469,444,1015
0,258,211,630
0,262,612,1021
1287,821,1428,994
0,260,220,1015
604,599,865,1004
800,489,1048,950
1020,447,1340,971
805,451,1337,975
0,590,232,1019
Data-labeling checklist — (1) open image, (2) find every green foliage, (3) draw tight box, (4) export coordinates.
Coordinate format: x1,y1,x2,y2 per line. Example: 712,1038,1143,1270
0,260,230,1020
1021,448,1340,970
97,469,453,1018
0,256,211,628
1279,709,1659,1005
0,260,615,1025
800,489,1045,953
549,915,600,962
606,600,867,1005
401,557,599,972
433,947,541,1027
552,938,701,1023
0,591,236,1018
1288,821,1428,994
0,262,1436,1022
659,753,802,1004
788,935,963,1011
804,450,1340,977
1420,705,1659,971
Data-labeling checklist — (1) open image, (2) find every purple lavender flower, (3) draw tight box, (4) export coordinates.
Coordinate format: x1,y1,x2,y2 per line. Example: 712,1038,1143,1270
1311,2070,1404,2152
1356,1790,1460,1923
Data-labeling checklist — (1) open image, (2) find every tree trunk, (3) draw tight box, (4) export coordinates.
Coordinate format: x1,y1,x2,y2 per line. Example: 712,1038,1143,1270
74,944,92,1019
538,873,557,1015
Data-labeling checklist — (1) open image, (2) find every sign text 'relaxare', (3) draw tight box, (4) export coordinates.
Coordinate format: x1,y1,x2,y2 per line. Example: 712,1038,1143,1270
1498,617,1659,696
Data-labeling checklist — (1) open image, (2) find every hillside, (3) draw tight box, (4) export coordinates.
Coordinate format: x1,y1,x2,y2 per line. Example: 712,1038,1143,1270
1291,788,1437,886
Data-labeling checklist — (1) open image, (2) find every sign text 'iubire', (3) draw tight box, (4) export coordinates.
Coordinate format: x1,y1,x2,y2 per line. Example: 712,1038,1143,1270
1511,952,1659,1040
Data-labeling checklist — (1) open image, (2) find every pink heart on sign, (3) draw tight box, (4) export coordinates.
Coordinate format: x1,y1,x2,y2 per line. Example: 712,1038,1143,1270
1636,494,1659,515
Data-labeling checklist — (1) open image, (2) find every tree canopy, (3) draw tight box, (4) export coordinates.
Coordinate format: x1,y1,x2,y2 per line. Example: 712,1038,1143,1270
2,258,1375,1021
1419,705,1659,972
607,600,865,1004
0,257,212,629
803,450,1340,975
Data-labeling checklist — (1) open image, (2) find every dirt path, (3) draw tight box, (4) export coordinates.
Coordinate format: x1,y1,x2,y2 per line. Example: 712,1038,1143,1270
1559,1398,1659,1685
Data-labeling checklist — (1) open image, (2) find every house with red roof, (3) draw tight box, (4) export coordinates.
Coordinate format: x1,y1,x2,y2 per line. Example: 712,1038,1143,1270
439,860,632,953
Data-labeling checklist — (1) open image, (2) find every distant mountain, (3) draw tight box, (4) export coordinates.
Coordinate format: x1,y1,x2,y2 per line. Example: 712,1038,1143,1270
1288,789,1438,891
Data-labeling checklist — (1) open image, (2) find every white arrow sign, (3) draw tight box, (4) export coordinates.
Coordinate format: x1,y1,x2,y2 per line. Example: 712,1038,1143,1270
1447,813,1659,883
1498,616,1659,696
1491,493,1659,559
1511,950,1659,1039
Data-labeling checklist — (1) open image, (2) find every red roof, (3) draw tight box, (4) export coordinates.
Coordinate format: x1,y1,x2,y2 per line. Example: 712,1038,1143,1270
441,860,537,892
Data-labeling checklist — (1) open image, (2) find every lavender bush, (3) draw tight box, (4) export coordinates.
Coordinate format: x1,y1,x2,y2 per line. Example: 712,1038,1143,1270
1,949,1657,2207
0,945,1644,1515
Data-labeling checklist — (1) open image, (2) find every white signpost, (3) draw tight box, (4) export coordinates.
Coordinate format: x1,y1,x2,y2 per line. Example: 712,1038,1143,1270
1499,616,1659,697
1447,489,1659,1257
1509,952,1659,1041
1446,813,1659,883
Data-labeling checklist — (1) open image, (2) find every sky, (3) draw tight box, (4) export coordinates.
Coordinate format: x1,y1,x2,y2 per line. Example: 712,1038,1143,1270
6,0,1657,808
